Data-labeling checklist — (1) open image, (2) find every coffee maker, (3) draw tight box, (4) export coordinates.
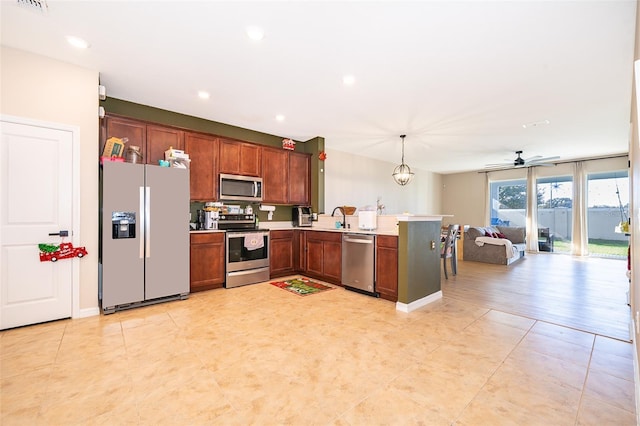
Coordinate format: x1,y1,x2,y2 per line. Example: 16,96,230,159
292,206,313,227
196,210,205,230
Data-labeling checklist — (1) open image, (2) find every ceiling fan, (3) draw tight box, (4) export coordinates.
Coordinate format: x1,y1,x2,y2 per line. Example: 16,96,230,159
485,151,560,169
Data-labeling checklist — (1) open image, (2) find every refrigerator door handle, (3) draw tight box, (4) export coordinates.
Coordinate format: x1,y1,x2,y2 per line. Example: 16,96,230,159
145,186,151,258
139,186,145,259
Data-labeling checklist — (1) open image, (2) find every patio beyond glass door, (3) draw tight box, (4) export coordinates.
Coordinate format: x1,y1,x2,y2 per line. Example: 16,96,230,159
489,179,527,228
536,176,573,253
587,171,628,258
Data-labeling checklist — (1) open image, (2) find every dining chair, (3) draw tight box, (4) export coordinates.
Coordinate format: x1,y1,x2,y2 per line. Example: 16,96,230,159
441,224,459,279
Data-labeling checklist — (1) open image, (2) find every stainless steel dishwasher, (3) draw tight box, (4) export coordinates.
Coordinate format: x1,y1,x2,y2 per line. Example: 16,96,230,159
342,233,377,296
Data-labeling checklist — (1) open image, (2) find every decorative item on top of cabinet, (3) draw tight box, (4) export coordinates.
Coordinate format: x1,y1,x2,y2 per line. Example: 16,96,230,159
376,235,398,301
270,230,295,278
190,232,225,292
102,115,146,161
185,133,218,201
102,114,184,166
219,138,262,177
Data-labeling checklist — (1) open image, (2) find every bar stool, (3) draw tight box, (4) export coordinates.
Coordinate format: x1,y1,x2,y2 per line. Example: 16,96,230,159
441,224,459,279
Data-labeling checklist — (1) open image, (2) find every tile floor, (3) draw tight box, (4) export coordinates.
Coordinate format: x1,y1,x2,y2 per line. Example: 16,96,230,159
1,277,636,425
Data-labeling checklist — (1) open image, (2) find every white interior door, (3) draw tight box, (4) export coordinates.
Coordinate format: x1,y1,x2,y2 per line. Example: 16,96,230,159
0,119,74,330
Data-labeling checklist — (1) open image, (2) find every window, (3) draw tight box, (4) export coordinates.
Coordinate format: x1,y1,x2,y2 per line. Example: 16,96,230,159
489,179,527,227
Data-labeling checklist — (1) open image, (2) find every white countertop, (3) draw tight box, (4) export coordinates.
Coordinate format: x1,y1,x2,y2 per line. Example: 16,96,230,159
190,214,452,236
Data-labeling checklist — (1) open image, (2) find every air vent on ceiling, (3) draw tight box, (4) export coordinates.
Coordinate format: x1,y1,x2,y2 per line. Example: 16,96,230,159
16,0,48,14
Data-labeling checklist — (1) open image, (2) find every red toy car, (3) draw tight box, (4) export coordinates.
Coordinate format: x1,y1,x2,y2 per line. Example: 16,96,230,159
39,242,88,262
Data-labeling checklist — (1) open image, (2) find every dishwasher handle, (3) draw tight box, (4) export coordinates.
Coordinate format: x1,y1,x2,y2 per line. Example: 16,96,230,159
343,237,374,244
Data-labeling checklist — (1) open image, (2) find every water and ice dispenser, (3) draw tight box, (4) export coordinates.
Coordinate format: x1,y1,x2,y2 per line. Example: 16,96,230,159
112,212,136,239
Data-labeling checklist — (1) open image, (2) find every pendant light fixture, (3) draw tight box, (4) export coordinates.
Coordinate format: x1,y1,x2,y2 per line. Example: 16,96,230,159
392,134,414,186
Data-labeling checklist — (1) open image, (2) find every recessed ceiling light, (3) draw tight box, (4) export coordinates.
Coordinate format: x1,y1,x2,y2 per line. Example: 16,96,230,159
276,114,285,122
522,119,550,129
246,26,265,41
198,91,210,100
343,75,356,86
66,35,90,49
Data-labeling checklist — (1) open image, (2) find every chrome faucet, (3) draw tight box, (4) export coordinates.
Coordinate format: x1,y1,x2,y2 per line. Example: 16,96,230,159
331,206,345,228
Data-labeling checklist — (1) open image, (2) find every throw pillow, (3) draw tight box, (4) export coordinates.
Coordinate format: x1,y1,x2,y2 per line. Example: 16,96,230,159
497,232,507,239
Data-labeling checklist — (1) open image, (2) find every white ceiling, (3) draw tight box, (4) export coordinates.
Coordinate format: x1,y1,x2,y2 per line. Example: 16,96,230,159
1,0,636,174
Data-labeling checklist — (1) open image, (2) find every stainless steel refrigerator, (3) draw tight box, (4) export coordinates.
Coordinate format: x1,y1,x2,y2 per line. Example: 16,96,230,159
100,161,189,313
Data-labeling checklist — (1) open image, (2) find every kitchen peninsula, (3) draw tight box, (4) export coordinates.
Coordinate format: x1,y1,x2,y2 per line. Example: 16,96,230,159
263,213,447,312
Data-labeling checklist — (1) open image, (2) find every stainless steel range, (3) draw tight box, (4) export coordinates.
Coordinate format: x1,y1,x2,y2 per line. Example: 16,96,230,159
219,214,270,288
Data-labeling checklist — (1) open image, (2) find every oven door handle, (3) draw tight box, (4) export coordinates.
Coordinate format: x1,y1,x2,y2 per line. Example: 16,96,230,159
228,232,269,239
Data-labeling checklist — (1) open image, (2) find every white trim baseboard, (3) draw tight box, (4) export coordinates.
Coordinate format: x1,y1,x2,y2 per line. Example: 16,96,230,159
77,307,100,318
396,290,443,313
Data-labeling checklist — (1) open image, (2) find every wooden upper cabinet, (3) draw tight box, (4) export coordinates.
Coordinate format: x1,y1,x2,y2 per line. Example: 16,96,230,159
103,115,146,159
146,125,184,166
261,147,289,204
103,115,184,166
218,139,261,176
288,151,311,205
184,133,218,201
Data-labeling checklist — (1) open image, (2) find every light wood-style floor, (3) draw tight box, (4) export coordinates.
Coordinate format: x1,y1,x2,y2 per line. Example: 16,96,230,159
1,270,636,424
442,253,631,341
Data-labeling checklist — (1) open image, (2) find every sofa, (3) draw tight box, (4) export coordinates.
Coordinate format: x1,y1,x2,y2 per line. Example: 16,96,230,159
463,225,526,265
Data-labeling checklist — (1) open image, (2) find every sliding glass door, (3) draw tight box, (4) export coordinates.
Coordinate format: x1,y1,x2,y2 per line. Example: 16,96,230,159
587,171,628,258
536,176,573,253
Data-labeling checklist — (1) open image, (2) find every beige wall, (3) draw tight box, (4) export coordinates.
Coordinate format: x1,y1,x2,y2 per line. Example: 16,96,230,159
441,171,487,227
325,148,442,216
1,46,99,312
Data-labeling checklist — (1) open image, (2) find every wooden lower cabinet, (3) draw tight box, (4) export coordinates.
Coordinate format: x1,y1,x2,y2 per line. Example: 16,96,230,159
270,230,295,277
190,232,225,292
376,235,398,301
304,231,342,284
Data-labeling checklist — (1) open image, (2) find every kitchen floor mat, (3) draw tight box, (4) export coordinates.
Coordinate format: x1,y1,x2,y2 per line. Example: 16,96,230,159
269,277,334,296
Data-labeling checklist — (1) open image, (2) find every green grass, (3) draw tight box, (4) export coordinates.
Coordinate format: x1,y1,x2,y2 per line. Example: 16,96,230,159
552,239,628,257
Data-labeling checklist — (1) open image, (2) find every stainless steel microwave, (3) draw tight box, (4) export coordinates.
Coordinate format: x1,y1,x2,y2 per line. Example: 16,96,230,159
219,173,263,202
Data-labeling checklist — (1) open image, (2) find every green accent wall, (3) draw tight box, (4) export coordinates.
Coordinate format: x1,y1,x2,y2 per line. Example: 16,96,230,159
397,220,442,304
101,98,324,219
302,136,325,214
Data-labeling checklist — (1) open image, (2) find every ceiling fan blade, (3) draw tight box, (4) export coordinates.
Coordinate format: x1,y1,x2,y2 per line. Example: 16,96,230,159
523,155,542,162
484,162,512,168
526,155,560,164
